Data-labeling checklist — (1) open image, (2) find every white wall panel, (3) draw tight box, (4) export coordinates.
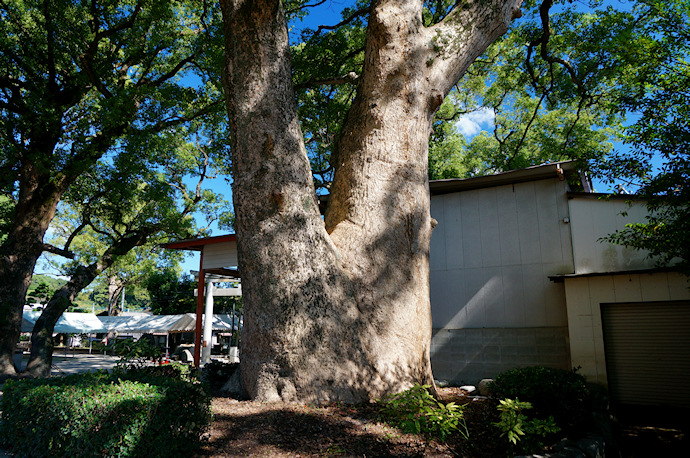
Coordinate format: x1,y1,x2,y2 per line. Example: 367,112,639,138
496,186,521,266
460,195,482,269
430,178,572,330
429,197,446,272
201,242,238,270
568,198,652,274
515,183,542,265
478,188,501,267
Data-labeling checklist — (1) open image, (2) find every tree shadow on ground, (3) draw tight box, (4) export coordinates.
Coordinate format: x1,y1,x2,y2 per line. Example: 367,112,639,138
197,396,455,457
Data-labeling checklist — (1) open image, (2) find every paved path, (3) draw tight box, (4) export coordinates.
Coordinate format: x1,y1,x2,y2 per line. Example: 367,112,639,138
13,352,120,376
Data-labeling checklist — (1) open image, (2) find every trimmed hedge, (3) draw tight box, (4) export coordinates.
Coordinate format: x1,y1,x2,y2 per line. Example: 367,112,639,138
0,367,211,457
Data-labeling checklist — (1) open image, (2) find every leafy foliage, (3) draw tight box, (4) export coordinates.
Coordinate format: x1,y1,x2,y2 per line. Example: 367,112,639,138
380,384,468,441
200,360,240,392
0,369,211,457
0,0,230,369
489,366,593,434
596,0,690,274
145,268,197,315
26,281,57,305
494,398,560,453
426,0,634,178
110,337,162,372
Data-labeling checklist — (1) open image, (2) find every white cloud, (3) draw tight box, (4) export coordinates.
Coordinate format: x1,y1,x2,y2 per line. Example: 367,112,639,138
455,108,495,138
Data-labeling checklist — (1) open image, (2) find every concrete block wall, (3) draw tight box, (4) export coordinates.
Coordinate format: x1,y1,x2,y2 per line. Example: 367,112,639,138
430,327,571,385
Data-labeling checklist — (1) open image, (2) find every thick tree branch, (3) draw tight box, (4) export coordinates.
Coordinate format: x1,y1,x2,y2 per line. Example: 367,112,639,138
429,0,523,98
42,0,58,94
531,0,588,98
41,243,74,259
312,6,369,36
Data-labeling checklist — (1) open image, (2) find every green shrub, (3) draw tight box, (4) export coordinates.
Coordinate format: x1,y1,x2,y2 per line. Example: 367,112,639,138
380,384,468,441
91,340,107,353
113,362,195,382
0,369,211,457
489,366,592,432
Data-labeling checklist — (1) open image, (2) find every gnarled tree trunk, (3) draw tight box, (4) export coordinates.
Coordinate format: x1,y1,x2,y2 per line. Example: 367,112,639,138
0,168,63,377
220,0,522,403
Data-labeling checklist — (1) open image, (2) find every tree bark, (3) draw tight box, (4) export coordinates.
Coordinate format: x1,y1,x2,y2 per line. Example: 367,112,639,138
24,268,95,378
107,276,124,316
221,0,522,403
0,168,63,377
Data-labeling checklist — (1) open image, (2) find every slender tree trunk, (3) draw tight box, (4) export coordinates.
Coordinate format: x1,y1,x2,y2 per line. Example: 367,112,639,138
0,247,39,377
25,268,95,378
107,276,124,316
25,233,148,377
221,0,522,403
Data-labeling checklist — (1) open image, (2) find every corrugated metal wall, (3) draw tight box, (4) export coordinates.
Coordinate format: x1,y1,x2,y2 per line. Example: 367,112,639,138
601,301,690,408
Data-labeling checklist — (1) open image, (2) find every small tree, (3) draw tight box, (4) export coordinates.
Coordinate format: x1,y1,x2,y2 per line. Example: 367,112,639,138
146,269,197,315
29,282,54,305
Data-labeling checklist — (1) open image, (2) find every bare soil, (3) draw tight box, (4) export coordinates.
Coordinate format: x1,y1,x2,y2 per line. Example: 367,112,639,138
196,388,505,457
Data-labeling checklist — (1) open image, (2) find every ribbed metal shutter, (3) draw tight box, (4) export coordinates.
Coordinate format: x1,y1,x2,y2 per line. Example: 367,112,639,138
601,301,690,408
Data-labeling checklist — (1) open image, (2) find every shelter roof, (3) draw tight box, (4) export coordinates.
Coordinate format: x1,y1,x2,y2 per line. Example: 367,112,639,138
21,311,107,334
98,313,239,333
429,161,578,195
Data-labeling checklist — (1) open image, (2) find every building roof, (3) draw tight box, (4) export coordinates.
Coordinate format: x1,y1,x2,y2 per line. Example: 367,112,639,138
429,161,579,195
548,267,680,283
160,234,237,251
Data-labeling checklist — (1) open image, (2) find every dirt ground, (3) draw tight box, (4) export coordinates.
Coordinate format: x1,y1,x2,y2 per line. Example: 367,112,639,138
197,388,690,457
197,388,506,457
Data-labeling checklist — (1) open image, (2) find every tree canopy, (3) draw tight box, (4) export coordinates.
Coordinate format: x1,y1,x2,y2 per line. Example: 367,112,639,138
0,0,229,377
598,0,689,274
288,0,688,271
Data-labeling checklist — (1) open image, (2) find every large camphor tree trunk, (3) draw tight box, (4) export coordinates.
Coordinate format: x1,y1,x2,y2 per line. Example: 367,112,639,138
0,168,63,377
220,0,522,403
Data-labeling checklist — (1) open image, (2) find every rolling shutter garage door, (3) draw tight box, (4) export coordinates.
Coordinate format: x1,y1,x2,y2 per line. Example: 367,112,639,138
601,301,690,408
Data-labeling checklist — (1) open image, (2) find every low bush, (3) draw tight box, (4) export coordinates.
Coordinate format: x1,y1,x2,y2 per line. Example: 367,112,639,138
115,361,194,382
0,369,211,457
489,366,592,433
380,384,468,441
